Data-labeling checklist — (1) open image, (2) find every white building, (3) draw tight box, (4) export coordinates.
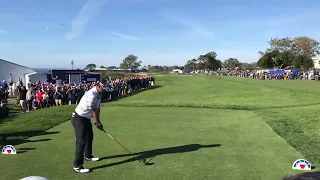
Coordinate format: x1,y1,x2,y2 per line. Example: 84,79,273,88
312,57,320,69
170,69,184,74
0,59,47,86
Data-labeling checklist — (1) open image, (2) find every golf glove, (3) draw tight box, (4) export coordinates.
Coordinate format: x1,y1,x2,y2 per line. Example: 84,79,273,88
95,123,104,131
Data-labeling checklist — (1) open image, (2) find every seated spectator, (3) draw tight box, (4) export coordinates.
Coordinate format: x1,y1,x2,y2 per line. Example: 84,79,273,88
32,97,41,110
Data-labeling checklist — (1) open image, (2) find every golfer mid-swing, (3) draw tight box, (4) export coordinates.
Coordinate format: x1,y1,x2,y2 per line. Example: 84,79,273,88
71,83,105,173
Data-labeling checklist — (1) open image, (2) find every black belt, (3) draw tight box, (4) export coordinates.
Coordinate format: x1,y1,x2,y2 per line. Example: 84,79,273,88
73,112,90,120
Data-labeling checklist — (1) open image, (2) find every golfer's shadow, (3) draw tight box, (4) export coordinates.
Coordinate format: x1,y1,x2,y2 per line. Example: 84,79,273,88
91,143,221,171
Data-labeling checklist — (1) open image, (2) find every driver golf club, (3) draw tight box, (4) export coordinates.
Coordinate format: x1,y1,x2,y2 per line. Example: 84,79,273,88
102,129,146,164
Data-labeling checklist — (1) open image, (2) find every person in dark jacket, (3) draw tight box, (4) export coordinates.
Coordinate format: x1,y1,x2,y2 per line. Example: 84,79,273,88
17,85,28,112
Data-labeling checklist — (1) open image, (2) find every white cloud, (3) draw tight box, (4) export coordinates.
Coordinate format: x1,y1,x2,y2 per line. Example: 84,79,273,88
111,32,140,40
65,0,107,40
162,11,214,39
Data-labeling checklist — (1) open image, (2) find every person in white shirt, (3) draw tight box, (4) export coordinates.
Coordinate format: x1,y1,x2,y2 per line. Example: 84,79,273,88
71,83,105,173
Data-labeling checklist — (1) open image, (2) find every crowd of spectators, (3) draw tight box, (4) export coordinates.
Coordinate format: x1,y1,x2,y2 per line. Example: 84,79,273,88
214,70,315,80
0,76,155,118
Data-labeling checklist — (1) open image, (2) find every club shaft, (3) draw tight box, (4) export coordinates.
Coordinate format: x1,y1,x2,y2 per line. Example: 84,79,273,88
103,130,132,154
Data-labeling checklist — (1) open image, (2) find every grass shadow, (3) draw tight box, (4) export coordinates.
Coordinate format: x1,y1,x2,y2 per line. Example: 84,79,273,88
0,130,59,146
110,101,320,111
103,85,163,103
282,171,320,180
91,143,221,171
15,147,36,154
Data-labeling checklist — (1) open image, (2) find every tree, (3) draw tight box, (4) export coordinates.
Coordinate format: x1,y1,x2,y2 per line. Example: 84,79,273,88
85,63,96,70
263,36,320,58
258,36,320,69
100,65,106,68
223,58,241,70
292,55,314,70
240,62,257,71
119,54,142,70
293,36,320,58
267,37,293,52
107,66,117,69
195,51,221,71
184,59,197,70
257,51,276,69
204,51,221,70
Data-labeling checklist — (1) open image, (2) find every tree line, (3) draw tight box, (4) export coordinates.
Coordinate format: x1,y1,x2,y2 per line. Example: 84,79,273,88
183,36,320,71
85,36,320,72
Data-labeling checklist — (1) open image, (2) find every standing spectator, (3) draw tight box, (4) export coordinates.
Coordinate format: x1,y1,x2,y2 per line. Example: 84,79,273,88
12,81,16,96
27,80,32,90
1,80,8,89
1,80,8,99
61,87,68,105
76,86,84,104
70,87,77,104
42,91,49,108
26,88,34,112
8,79,13,96
54,87,63,106
17,85,28,112
48,89,55,106
36,90,44,108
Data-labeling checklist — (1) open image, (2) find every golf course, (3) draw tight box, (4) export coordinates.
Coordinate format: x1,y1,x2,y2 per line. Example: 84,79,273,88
1,75,320,180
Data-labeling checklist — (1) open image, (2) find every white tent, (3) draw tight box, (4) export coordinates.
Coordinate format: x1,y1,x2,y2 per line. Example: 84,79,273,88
25,72,47,86
170,69,183,74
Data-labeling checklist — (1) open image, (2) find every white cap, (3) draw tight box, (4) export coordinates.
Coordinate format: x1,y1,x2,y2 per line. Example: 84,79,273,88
20,176,49,180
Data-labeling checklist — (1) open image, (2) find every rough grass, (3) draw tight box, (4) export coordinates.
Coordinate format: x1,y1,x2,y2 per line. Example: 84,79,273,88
1,75,320,179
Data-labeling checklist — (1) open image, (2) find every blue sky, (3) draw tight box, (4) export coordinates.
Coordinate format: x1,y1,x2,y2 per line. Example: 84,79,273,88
0,0,320,69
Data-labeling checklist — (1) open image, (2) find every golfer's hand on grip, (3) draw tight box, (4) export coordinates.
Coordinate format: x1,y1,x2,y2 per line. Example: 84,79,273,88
95,123,104,131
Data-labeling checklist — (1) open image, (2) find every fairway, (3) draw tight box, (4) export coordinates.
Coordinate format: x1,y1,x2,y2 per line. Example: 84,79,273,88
1,75,320,180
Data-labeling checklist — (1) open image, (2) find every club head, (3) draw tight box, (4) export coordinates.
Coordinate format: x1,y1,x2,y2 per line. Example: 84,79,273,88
144,162,155,166
139,158,146,164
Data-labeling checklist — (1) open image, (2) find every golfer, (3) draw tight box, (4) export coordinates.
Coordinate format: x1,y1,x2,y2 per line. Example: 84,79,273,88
71,83,105,173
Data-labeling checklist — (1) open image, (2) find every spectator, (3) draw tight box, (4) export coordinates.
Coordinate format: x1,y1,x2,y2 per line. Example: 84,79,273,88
1,80,8,89
42,91,49,108
32,97,40,110
8,79,13,96
7,76,154,113
36,90,43,108
26,88,34,112
0,88,9,118
1,80,8,99
17,85,28,112
54,87,63,106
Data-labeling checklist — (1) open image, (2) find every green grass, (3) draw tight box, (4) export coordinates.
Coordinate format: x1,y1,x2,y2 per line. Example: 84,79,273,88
1,75,319,179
